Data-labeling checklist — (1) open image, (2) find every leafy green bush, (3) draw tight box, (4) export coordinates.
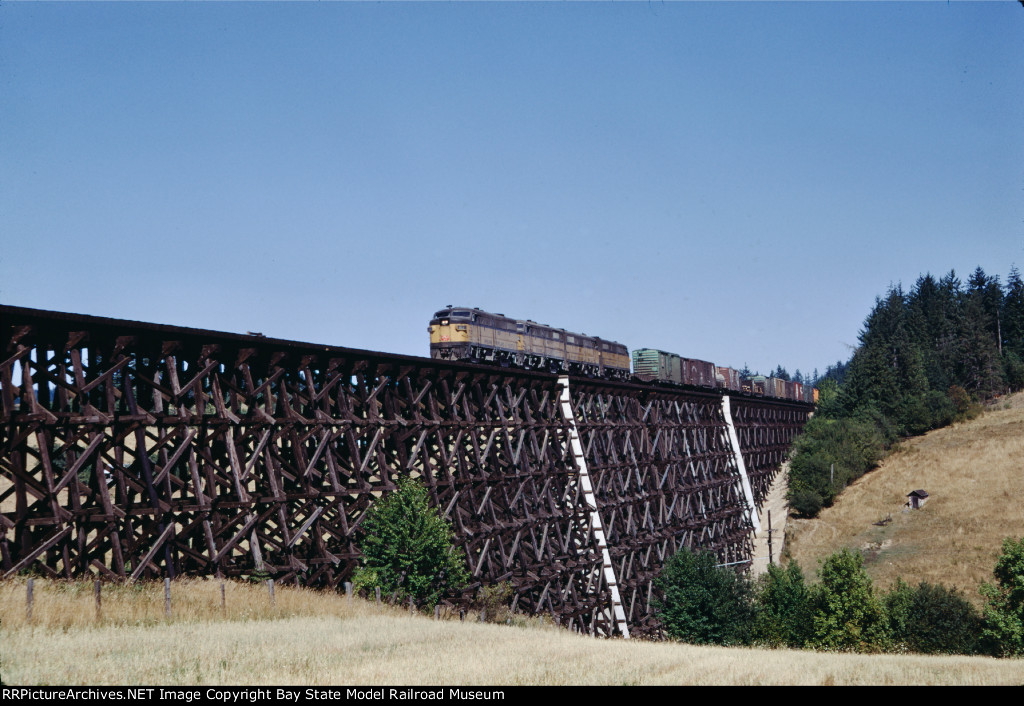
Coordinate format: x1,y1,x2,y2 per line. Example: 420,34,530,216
787,415,887,517
753,562,814,648
352,477,469,609
476,581,515,624
810,549,889,652
980,537,1024,657
788,489,823,519
654,547,755,646
885,579,981,655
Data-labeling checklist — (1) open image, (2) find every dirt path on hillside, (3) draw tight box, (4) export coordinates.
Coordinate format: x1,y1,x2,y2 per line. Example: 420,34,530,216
750,462,790,578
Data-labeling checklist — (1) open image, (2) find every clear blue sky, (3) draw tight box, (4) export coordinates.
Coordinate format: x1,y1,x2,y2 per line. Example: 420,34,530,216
2,2,1022,379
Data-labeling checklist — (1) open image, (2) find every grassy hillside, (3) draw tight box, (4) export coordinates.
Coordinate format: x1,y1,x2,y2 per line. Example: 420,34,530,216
1,576,1021,686
785,391,1024,604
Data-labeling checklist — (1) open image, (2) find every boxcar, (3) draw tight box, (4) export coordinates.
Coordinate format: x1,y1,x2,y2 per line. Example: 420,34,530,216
682,358,717,388
766,377,787,398
717,366,741,391
632,348,682,384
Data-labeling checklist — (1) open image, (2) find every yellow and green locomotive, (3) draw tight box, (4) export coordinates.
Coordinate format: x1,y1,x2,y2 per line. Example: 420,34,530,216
429,306,630,380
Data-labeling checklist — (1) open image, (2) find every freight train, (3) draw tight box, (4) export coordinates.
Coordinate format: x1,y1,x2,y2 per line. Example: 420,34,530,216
428,306,816,403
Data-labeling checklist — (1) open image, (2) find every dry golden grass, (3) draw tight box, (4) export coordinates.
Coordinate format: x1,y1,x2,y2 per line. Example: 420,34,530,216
0,575,391,630
1,577,1021,686
786,392,1024,602
2,573,1024,684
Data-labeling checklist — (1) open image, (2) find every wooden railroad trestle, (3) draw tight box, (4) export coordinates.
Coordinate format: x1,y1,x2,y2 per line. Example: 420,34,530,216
0,306,810,637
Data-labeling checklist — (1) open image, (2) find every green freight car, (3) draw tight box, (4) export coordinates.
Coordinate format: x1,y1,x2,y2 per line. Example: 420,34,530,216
631,348,719,389
631,348,683,384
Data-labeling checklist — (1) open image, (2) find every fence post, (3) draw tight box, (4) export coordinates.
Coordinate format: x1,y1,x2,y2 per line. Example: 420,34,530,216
220,580,226,614
268,579,276,607
375,587,381,606
26,578,34,622
94,580,102,621
164,578,171,618
434,605,440,621
345,582,352,605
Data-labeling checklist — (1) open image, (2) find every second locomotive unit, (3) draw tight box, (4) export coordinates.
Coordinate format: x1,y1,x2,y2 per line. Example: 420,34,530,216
429,306,630,380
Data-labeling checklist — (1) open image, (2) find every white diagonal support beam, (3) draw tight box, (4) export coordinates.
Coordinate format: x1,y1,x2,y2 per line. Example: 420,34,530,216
721,395,760,532
558,376,630,639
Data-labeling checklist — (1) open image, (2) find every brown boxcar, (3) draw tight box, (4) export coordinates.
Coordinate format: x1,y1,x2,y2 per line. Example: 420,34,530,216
717,366,741,391
682,357,717,388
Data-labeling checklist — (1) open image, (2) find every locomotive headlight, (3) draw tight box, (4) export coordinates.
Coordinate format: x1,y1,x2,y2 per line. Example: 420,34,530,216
442,320,449,325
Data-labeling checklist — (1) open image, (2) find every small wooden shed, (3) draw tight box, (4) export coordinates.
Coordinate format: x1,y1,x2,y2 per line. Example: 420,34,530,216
906,489,929,510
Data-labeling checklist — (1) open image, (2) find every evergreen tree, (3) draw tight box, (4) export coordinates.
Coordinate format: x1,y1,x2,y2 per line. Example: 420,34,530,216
908,273,952,390
958,295,1004,395
967,267,1003,353
844,285,928,425
1002,266,1024,358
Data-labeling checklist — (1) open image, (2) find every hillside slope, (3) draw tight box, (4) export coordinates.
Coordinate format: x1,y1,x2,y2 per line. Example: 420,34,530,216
785,392,1024,603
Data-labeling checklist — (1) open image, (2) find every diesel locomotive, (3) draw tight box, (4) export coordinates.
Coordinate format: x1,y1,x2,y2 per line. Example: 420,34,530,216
428,306,816,402
428,306,631,380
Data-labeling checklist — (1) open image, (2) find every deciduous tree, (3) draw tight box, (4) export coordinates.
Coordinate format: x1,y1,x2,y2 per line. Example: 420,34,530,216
353,477,469,609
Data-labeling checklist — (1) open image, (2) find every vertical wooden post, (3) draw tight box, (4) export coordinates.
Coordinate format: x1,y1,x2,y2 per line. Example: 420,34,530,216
375,587,381,606
164,578,171,618
434,605,440,621
94,580,102,621
268,579,276,607
460,609,465,622
26,578,34,622
408,597,415,615
220,580,226,614
345,581,352,604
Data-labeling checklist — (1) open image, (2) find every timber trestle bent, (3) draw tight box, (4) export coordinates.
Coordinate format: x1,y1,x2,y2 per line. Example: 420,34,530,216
0,306,811,637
